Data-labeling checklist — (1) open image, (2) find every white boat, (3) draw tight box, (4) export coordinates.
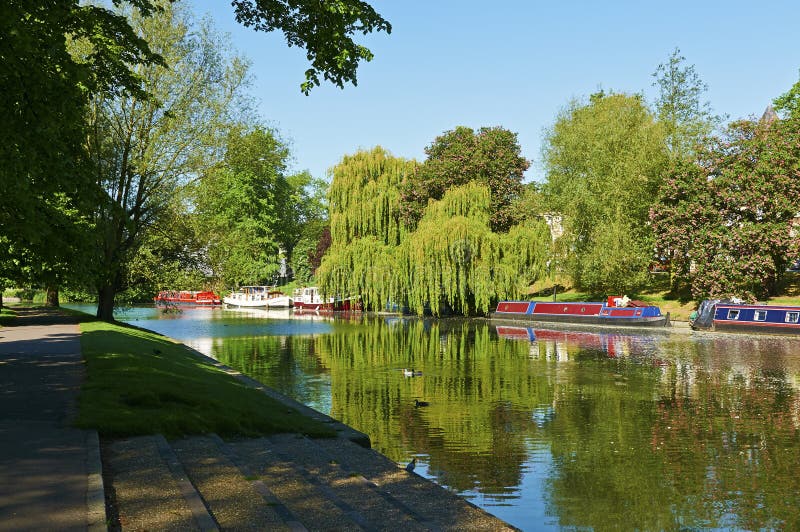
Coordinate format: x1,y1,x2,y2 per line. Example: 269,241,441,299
223,286,293,309
292,286,337,311
292,286,361,312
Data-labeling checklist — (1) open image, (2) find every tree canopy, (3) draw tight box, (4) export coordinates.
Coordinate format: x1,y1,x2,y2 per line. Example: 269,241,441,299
231,0,391,94
542,92,669,294
1,0,389,313
87,1,253,319
652,48,721,160
0,0,160,294
318,145,550,316
400,126,529,233
192,125,294,287
651,113,800,301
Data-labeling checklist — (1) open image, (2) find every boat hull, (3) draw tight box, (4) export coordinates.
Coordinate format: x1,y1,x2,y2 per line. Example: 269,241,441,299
223,298,293,309
492,300,670,329
491,312,669,328
154,291,221,306
293,299,358,312
292,286,361,312
692,301,800,335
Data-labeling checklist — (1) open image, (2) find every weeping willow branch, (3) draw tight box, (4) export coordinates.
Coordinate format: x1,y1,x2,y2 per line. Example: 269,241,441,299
319,150,551,316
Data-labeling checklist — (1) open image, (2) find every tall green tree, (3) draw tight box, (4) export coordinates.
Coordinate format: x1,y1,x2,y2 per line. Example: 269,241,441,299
652,48,721,159
542,92,669,294
192,125,292,287
398,183,550,315
318,147,550,315
88,1,251,320
0,0,161,300
317,147,415,309
651,112,800,301
400,126,529,233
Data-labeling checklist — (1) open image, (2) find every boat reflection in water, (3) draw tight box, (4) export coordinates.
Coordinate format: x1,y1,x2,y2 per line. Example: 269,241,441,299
495,324,660,360
79,304,800,531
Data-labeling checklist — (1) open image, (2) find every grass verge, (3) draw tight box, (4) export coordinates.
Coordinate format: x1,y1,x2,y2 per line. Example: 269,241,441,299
77,320,336,439
0,306,15,326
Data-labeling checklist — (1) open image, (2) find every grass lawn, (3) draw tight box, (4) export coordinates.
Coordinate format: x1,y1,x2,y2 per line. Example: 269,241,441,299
0,306,15,326
77,319,336,439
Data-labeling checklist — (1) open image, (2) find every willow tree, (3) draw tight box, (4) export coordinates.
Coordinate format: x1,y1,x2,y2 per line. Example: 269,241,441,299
319,147,550,316
398,183,550,316
316,147,415,310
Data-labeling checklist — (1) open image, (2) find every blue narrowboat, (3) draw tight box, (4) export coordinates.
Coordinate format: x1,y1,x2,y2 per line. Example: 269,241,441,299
491,296,670,328
691,299,800,335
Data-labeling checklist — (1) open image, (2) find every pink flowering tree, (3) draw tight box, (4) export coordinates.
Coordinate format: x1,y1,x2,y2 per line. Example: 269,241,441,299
651,115,800,301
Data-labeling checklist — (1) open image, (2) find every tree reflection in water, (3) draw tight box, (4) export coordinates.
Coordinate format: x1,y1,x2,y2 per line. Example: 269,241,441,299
206,315,800,530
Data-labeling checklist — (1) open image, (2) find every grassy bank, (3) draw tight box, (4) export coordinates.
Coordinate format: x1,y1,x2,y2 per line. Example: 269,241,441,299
529,272,800,322
0,306,15,326
77,319,336,439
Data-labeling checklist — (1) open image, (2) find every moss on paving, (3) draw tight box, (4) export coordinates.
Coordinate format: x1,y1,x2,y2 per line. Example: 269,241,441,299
77,320,336,439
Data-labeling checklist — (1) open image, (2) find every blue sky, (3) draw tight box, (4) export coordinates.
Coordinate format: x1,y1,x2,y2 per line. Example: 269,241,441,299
192,1,799,182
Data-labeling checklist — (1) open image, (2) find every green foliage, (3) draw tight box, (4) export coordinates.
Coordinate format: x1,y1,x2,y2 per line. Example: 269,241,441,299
328,146,414,246
651,115,800,301
400,126,529,233
542,92,669,293
320,146,550,316
124,193,210,298
574,216,652,295
652,48,721,159
230,0,391,94
774,70,800,119
290,220,329,284
283,171,329,252
400,184,550,315
0,0,159,292
87,1,252,319
317,147,414,306
192,125,291,287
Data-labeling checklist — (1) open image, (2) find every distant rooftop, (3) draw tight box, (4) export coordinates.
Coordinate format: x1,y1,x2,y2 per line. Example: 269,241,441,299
760,105,779,125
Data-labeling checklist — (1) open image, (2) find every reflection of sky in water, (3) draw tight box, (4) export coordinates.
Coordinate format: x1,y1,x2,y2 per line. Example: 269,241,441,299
66,304,335,342
64,303,800,531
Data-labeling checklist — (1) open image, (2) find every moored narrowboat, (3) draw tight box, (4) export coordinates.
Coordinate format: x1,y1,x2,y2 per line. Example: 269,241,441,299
690,299,800,335
491,296,670,328
154,290,222,306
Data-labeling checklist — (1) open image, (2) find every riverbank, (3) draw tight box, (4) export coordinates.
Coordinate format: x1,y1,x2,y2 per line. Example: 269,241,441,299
0,306,515,530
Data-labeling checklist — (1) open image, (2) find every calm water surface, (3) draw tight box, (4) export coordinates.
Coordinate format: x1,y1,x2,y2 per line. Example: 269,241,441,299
71,304,800,530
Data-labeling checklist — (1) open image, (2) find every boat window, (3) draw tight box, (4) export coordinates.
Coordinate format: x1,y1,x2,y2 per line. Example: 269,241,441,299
727,309,740,320
786,312,800,324
754,310,767,321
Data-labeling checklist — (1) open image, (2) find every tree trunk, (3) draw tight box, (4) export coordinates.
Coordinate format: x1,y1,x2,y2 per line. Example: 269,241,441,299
45,286,60,307
97,284,116,321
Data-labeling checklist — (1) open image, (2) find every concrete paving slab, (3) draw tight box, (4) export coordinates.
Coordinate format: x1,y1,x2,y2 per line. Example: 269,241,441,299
0,308,101,531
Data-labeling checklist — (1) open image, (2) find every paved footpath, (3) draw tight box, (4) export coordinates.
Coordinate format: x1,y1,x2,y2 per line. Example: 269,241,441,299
0,307,104,531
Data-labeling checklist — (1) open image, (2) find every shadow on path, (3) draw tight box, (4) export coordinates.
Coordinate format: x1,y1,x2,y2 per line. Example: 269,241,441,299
0,305,98,530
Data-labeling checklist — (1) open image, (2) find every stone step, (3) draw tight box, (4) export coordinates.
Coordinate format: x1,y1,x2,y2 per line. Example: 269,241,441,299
261,433,432,531
104,433,516,531
313,438,516,532
171,435,295,531
224,435,365,531
103,435,213,531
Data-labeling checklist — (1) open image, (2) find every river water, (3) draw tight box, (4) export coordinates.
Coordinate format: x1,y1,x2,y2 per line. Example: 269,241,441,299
69,304,800,530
